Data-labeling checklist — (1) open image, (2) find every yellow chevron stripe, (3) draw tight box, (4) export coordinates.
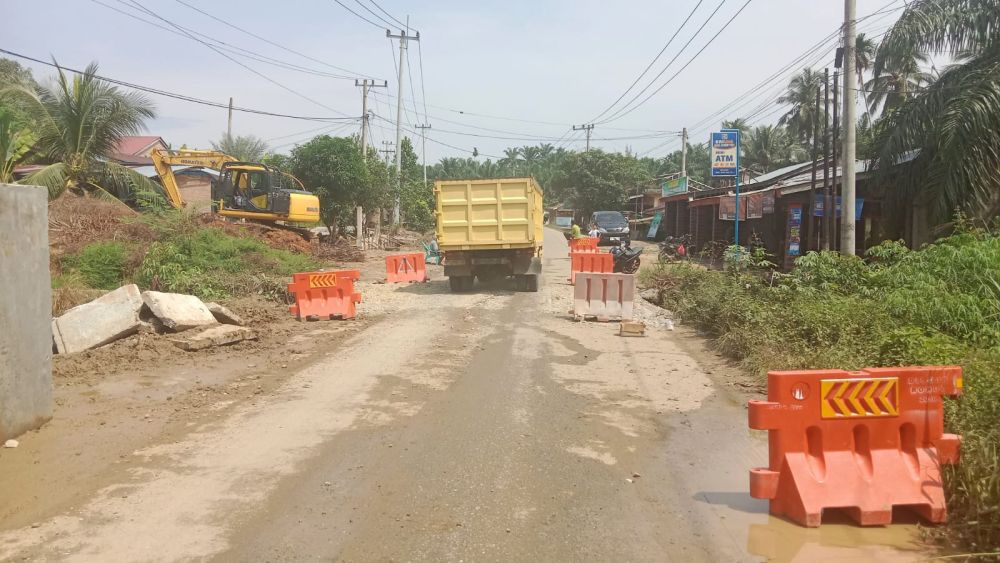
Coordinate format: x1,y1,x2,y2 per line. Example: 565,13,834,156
821,377,899,419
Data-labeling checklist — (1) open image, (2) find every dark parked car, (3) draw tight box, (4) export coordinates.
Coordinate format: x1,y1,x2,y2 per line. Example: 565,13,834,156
589,211,630,246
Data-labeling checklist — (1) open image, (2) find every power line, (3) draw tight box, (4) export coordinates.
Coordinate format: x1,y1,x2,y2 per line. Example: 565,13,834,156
589,0,706,122
0,48,359,122
171,0,375,78
332,0,386,29
124,0,352,117
598,0,754,124
91,0,361,80
367,0,407,29
353,0,397,29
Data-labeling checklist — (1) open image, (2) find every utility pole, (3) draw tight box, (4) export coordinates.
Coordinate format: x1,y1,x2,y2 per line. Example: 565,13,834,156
832,70,840,252
573,124,595,151
380,141,395,166
387,22,420,226
822,68,831,251
227,97,233,139
415,123,431,188
355,80,387,157
809,85,820,251
842,0,858,255
680,127,688,177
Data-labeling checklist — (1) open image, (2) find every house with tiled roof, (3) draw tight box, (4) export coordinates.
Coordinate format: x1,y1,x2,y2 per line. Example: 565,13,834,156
108,136,168,166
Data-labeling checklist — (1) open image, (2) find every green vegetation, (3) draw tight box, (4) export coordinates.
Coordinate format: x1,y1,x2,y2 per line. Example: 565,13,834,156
61,241,130,290
59,213,318,301
642,226,1000,554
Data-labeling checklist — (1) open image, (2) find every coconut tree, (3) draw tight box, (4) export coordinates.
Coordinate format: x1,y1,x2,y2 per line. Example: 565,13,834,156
873,0,1000,221
0,109,33,183
7,62,163,205
212,133,269,162
499,147,522,174
864,52,933,114
777,68,824,144
742,125,802,174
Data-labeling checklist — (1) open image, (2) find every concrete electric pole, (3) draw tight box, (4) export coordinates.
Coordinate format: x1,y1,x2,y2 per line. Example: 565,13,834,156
841,0,857,255
380,141,396,166
227,97,233,139
415,123,431,188
355,80,388,157
680,127,688,177
573,124,595,151
387,24,420,226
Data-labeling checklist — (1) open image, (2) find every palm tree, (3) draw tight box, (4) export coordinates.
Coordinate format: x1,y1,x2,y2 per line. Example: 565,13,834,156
854,32,879,118
742,125,802,174
777,68,824,144
8,62,163,205
872,0,1000,221
864,53,933,114
721,118,748,135
499,147,522,174
212,133,269,162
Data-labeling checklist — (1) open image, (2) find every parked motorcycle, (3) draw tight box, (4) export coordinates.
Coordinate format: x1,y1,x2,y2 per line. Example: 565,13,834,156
610,241,642,274
658,235,690,262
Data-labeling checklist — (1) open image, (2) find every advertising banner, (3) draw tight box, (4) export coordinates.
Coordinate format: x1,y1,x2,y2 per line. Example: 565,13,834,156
711,131,739,177
661,176,688,197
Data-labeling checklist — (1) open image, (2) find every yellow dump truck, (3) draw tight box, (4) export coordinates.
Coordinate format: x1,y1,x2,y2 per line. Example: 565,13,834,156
435,177,544,292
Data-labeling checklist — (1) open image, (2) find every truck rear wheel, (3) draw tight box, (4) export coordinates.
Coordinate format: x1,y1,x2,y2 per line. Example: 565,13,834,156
525,274,539,292
449,276,471,292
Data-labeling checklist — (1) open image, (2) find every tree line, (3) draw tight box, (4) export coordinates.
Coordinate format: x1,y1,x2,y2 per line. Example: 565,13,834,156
1,0,997,231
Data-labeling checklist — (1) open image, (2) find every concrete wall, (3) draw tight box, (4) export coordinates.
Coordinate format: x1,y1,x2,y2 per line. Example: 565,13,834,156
0,184,53,441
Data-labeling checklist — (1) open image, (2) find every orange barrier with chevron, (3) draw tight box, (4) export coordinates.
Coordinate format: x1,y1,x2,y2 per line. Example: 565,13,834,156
385,253,428,283
287,270,362,320
569,251,613,284
568,237,599,253
748,366,962,527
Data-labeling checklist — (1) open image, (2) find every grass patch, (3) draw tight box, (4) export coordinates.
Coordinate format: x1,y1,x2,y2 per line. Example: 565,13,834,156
58,211,320,302
642,227,1000,555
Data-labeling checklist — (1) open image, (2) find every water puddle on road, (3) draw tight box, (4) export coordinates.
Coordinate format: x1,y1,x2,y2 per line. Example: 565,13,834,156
666,391,929,562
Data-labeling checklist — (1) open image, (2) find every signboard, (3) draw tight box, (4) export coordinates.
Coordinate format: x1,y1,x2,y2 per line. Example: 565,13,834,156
647,212,664,240
711,131,739,177
719,195,746,220
661,176,688,197
787,204,803,257
762,191,775,214
813,197,865,220
745,193,764,219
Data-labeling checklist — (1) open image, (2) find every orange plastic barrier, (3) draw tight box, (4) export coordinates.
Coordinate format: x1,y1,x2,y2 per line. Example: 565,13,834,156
568,237,599,253
749,366,963,527
287,270,362,320
385,253,428,283
569,251,613,284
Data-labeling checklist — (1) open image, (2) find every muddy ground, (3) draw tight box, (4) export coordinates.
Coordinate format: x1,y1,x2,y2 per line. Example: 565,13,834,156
0,230,932,562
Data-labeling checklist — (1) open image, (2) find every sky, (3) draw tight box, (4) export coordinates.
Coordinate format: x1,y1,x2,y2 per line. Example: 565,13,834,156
5,0,905,163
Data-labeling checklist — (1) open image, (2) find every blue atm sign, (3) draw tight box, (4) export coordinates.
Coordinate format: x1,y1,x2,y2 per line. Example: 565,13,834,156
711,131,738,177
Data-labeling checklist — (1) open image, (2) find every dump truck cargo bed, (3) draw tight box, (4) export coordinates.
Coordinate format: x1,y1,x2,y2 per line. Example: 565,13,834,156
434,177,544,293
435,177,544,250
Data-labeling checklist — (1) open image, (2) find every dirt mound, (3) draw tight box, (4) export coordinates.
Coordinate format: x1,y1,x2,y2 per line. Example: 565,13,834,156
314,238,365,262
197,216,314,254
48,196,156,263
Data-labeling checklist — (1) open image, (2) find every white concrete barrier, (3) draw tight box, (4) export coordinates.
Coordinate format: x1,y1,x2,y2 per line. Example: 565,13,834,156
573,272,636,321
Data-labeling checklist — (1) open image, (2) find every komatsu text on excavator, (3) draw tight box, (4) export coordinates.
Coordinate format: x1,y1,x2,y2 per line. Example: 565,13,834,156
150,149,320,224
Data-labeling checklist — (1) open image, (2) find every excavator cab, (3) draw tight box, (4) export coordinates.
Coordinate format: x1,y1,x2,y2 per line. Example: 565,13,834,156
212,162,320,223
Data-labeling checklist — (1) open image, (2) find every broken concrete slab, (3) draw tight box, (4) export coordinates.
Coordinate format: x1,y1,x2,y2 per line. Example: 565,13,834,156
205,302,245,326
170,324,256,351
52,284,144,354
141,291,216,332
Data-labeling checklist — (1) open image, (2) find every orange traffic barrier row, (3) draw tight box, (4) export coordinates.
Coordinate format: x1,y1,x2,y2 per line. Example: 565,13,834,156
385,253,428,283
749,366,962,527
288,270,362,321
569,251,613,284
568,236,599,253
573,272,635,321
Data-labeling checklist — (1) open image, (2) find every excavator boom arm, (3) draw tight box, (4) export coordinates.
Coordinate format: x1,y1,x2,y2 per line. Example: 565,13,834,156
150,149,236,209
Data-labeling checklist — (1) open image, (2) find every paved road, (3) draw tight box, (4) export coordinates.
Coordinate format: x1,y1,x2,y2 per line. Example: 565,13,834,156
0,228,925,562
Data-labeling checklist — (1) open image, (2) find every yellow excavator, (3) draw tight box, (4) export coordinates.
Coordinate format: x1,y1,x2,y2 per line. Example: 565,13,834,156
150,148,320,224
